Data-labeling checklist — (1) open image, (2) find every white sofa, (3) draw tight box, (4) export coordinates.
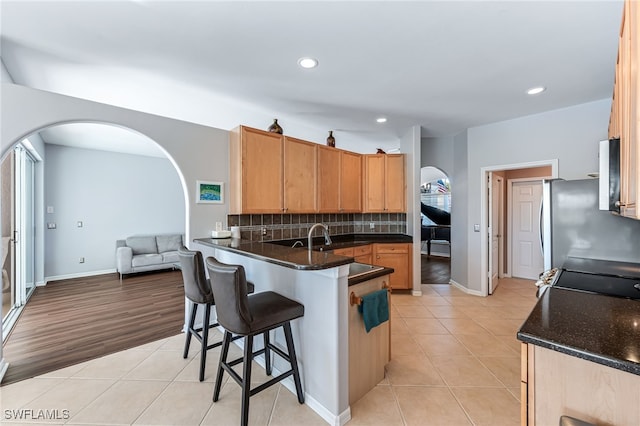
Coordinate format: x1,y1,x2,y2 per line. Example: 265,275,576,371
116,234,184,281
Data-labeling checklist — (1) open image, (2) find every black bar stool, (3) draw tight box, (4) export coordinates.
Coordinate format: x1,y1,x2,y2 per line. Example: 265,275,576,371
178,246,254,381
205,256,305,426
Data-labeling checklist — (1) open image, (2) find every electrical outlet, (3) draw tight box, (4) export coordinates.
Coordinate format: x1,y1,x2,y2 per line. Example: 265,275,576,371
47,206,54,214
77,221,83,228
369,222,375,230
262,227,267,236
474,224,480,232
79,257,85,263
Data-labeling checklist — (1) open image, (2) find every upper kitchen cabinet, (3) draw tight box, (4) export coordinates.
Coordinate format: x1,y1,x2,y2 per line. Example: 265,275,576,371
284,136,318,213
318,147,363,212
230,126,283,214
609,0,639,220
340,151,363,212
317,146,340,212
363,154,406,213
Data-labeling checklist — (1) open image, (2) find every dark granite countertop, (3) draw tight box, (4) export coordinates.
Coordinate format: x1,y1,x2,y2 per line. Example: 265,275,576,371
194,237,353,270
193,234,407,281
517,286,640,376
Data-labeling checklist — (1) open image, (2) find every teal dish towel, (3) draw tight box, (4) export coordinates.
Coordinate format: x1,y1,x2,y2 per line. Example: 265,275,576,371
357,289,389,333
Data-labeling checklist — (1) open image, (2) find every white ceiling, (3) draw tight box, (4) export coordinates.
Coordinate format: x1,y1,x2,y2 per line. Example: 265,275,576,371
0,0,624,156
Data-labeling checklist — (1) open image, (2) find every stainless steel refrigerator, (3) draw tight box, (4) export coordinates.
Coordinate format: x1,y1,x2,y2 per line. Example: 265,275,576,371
542,178,640,270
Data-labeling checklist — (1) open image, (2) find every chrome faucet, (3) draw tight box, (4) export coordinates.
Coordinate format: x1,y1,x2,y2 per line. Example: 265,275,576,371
308,223,332,252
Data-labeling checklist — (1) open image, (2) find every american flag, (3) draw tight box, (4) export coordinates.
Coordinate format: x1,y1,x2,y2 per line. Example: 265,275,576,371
435,179,449,193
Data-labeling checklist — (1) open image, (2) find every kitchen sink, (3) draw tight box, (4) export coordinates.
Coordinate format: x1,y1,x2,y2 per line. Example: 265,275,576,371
348,262,385,279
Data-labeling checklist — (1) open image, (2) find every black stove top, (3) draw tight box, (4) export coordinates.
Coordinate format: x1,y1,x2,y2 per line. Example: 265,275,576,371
553,257,640,300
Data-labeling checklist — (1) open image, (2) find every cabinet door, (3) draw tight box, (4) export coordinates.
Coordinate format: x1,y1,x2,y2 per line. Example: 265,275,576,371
354,244,373,264
238,127,283,213
373,243,411,289
340,151,363,212
385,154,406,213
318,146,340,212
363,155,386,212
284,137,317,213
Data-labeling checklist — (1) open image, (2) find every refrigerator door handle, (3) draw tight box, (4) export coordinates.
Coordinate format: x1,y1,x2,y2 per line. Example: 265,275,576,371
539,198,544,256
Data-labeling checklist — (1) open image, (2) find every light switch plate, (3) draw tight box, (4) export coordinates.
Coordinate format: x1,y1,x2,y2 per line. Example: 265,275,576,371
473,224,480,232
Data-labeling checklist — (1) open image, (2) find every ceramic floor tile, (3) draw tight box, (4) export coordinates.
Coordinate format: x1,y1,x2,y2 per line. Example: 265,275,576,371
508,386,521,402
24,378,115,423
412,334,471,357
266,384,327,426
477,356,521,388
429,356,503,387
402,318,450,335
124,350,189,381
394,304,434,318
134,381,214,425
394,386,472,426
72,349,153,379
68,380,169,425
426,305,470,319
442,296,484,306
437,318,490,336
0,378,65,411
390,294,424,306
390,334,423,357
474,318,524,336
200,381,279,426
419,295,452,307
385,354,445,386
495,334,523,356
454,332,516,357
390,317,411,335
347,385,404,426
451,387,520,426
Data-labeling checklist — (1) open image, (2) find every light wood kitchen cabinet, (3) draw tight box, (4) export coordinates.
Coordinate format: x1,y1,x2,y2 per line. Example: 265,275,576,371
348,274,390,404
340,151,363,212
609,0,639,220
230,126,283,214
521,342,640,425
353,244,372,264
317,146,340,212
363,154,406,213
372,243,411,289
332,247,354,257
284,136,317,213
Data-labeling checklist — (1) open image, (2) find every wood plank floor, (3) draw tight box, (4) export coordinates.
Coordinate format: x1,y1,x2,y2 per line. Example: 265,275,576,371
1,270,185,386
421,254,451,284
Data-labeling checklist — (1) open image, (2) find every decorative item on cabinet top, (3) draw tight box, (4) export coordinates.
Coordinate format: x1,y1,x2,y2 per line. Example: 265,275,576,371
326,131,336,147
376,148,386,154
267,118,283,134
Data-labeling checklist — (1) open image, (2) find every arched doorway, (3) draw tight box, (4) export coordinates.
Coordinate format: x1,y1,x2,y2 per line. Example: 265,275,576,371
420,166,451,284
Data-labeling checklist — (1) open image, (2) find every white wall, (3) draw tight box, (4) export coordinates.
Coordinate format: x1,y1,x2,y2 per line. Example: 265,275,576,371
44,144,184,279
421,135,454,177
463,99,611,292
450,130,469,289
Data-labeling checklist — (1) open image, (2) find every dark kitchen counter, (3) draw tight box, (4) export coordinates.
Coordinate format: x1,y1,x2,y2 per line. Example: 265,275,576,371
193,233,407,278
517,286,640,376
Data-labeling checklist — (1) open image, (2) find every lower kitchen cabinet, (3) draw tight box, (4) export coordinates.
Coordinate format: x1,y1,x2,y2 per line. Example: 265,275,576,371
372,243,411,289
521,342,640,425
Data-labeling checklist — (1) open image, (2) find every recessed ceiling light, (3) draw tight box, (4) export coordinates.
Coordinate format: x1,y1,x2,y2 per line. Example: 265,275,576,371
527,86,546,95
376,117,387,123
298,57,318,69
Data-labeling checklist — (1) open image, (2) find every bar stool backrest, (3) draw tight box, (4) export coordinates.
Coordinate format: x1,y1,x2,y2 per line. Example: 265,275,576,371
205,256,253,335
178,246,214,304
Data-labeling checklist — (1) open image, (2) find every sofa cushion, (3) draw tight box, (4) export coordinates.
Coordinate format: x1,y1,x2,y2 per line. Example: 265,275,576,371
162,251,179,264
157,234,182,253
132,253,163,267
126,236,158,255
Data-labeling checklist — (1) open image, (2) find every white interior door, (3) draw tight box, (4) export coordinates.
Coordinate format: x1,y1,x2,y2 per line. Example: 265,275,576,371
511,181,543,279
488,173,502,294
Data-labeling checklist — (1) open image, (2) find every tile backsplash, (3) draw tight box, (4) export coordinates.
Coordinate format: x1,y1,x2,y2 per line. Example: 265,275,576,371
228,213,407,242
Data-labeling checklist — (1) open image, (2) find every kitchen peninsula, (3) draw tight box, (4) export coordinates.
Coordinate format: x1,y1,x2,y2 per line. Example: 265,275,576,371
193,235,401,426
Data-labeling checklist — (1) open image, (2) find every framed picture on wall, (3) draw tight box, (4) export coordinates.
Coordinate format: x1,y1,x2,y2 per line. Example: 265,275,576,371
196,180,224,204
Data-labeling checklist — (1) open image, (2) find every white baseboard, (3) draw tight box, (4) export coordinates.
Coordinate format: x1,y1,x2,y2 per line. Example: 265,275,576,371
45,269,117,284
412,290,423,296
450,279,484,297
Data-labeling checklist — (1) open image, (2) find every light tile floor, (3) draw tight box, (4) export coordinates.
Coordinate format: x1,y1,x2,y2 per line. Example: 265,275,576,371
0,278,537,425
